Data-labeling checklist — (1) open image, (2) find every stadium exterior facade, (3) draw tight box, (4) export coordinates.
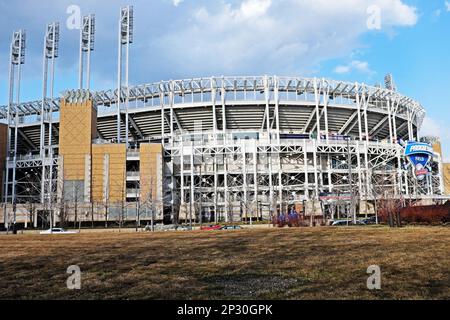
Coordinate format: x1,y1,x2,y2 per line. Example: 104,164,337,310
0,75,446,228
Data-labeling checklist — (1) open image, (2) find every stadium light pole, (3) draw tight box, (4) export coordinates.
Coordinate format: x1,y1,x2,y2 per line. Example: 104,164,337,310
47,24,58,222
117,5,134,146
4,33,14,231
40,22,59,227
78,14,95,90
4,30,26,233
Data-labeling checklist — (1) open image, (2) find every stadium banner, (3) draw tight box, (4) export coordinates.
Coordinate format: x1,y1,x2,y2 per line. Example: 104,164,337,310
403,141,433,180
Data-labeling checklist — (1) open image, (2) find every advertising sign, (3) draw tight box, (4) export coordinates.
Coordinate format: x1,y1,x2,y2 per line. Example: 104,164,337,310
403,141,433,181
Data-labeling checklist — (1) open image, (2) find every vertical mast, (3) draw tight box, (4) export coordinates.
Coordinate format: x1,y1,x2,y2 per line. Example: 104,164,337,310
6,30,26,231
117,6,134,145
79,14,95,90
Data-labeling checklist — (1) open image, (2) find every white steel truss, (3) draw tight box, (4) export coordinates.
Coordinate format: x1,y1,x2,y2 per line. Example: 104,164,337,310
1,76,443,224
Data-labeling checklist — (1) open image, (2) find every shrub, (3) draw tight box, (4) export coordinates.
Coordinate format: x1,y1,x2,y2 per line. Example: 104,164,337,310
400,202,450,224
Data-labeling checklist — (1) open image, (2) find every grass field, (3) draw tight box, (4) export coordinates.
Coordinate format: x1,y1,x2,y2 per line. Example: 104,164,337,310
0,226,449,300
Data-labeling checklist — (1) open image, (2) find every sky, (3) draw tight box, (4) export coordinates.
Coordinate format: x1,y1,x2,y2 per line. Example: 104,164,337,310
0,0,449,160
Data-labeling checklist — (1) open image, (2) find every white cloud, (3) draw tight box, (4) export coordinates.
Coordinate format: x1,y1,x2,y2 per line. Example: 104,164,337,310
334,65,351,74
420,116,450,161
421,117,443,138
384,0,418,25
172,0,183,7
0,0,419,103
157,0,418,76
334,60,374,74
446,1,450,12
240,0,272,19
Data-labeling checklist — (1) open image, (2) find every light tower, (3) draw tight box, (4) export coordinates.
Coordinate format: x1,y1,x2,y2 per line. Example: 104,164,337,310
4,30,26,231
40,23,60,224
78,14,95,90
384,73,396,91
117,5,134,145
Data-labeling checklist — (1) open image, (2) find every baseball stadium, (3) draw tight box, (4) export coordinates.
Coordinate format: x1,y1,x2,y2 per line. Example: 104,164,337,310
1,7,449,230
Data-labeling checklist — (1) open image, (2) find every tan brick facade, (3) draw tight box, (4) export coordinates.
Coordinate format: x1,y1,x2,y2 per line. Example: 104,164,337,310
58,97,163,206
0,124,7,199
432,142,442,156
140,144,163,203
444,163,450,195
59,99,97,181
92,144,127,203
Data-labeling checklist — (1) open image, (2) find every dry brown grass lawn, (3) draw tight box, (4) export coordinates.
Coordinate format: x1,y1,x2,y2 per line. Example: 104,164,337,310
0,226,449,300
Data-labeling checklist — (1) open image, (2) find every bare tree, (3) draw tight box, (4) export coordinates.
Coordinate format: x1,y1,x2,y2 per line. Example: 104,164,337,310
135,174,159,231
118,183,126,231
26,201,35,228
240,192,261,225
226,192,235,224
90,201,95,229
70,180,82,228
371,170,403,227
104,196,109,228
19,168,57,229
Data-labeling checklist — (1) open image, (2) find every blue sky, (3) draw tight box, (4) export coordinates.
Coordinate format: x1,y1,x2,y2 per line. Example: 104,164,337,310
0,0,449,159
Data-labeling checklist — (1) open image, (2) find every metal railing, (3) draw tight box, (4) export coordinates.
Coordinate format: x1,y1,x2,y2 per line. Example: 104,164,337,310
0,76,425,126
169,135,399,150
